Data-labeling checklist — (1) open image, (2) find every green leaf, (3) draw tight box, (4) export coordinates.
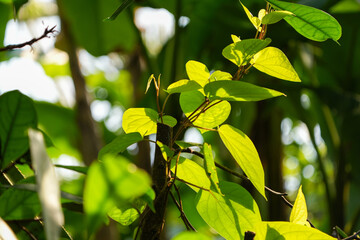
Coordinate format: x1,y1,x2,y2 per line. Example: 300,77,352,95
161,115,177,127
0,3,11,49
203,143,221,193
259,221,336,240
84,155,152,233
204,80,284,102
166,80,202,94
108,207,139,226
172,231,212,240
0,187,41,220
180,91,231,129
261,10,293,24
218,124,266,199
290,185,310,226
267,0,342,42
98,132,142,159
29,129,64,240
330,0,360,14
195,181,262,240
222,38,271,66
170,157,210,192
122,108,158,136
185,60,210,87
156,141,174,161
251,47,301,82
104,0,133,21
175,141,203,150
231,34,241,43
0,90,37,170
240,1,261,31
209,70,233,81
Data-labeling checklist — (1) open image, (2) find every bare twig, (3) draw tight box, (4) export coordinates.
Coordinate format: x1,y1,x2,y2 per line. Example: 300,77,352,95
343,230,360,240
0,25,57,52
169,190,196,231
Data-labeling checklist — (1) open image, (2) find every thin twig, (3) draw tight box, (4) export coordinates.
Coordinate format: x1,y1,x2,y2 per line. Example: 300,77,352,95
0,25,57,52
169,190,196,231
343,230,360,240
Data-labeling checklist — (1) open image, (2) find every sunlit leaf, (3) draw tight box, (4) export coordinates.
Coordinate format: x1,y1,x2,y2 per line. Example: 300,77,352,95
156,141,174,161
166,80,202,94
174,141,203,150
180,91,231,129
0,90,37,170
0,217,17,240
145,74,155,94
258,9,267,21
261,10,293,24
231,34,241,43
122,108,158,136
172,231,211,240
258,221,336,240
209,70,232,81
195,181,262,240
84,155,152,233
267,0,342,42
240,1,261,31
203,143,221,193
161,115,177,127
29,129,64,240
98,132,142,159
108,207,139,226
251,47,301,82
170,157,210,192
290,185,310,226
185,60,210,87
218,124,266,199
204,80,284,102
222,38,271,66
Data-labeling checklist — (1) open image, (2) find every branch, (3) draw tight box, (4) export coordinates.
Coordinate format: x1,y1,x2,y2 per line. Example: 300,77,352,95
343,230,360,240
0,25,57,52
169,189,196,231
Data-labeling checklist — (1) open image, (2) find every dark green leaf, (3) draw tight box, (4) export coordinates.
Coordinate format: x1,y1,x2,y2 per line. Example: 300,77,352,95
54,164,88,174
0,90,37,170
98,132,142,159
267,0,342,42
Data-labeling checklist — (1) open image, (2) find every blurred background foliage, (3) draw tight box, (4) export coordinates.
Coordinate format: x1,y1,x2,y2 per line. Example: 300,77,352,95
0,0,360,239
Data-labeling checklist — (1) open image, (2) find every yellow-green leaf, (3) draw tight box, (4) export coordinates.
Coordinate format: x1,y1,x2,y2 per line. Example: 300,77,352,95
98,132,142,159
166,80,202,94
180,91,231,129
231,34,241,43
290,185,310,226
258,9,267,21
218,124,266,199
209,70,233,81
170,157,210,192
257,221,336,240
251,47,301,82
122,108,158,136
204,80,285,102
222,38,271,67
185,60,210,87
240,2,262,31
156,141,174,161
161,115,177,127
261,10,294,25
203,143,221,193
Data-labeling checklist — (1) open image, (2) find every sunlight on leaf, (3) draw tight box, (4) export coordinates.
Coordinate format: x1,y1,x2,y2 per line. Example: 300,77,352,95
172,231,211,240
267,0,342,42
170,157,210,192
257,221,336,240
180,91,231,130
290,185,310,226
203,143,221,193
222,38,271,66
156,141,174,161
108,207,140,226
166,80,202,94
195,181,262,240
122,108,158,136
186,60,210,87
29,129,64,240
240,1,262,31
261,10,293,25
204,80,285,102
209,70,233,81
231,34,241,43
251,47,301,82
98,132,142,159
218,124,266,199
